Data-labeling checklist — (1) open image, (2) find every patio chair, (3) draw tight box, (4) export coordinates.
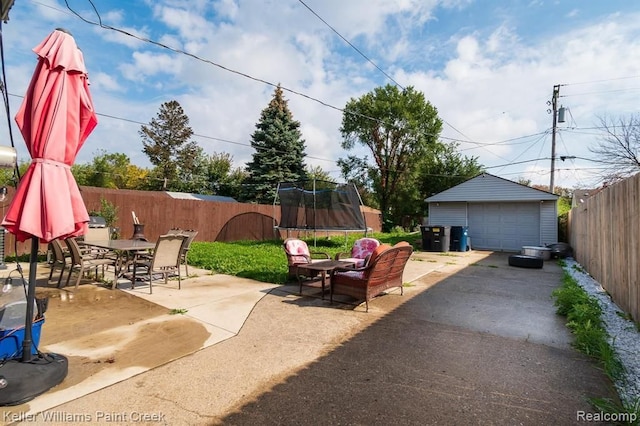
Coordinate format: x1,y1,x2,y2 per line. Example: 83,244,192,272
83,226,111,242
283,238,331,281
64,237,117,289
48,239,71,288
330,242,413,312
178,230,198,276
131,234,187,294
82,226,116,260
334,237,381,267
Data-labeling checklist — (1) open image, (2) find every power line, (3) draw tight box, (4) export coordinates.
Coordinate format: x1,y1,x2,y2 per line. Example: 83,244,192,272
483,157,551,169
5,90,349,166
456,131,550,151
562,88,640,97
62,0,409,134
296,0,475,144
56,0,640,188
491,132,548,175
297,0,403,89
562,74,640,87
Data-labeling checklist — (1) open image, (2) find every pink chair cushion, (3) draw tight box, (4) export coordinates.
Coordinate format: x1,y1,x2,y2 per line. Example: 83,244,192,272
285,239,310,265
350,238,380,260
334,270,366,280
338,258,367,268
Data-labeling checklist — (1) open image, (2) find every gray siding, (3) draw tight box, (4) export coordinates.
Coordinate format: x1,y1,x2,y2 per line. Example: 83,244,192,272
540,201,558,245
428,202,467,226
426,173,558,203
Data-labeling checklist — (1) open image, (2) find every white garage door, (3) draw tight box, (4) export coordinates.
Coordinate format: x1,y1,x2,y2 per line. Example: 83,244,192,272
468,202,540,251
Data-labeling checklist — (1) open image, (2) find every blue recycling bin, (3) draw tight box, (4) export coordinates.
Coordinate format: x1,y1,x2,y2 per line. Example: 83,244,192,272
450,226,469,252
0,278,44,359
0,318,44,359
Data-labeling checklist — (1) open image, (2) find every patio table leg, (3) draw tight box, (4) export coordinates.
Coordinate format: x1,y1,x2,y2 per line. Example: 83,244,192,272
297,265,304,295
320,270,327,300
111,252,124,290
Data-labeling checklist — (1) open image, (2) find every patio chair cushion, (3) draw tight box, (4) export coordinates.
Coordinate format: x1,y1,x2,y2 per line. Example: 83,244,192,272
284,239,312,265
333,244,392,282
351,238,380,259
335,238,381,267
283,238,331,281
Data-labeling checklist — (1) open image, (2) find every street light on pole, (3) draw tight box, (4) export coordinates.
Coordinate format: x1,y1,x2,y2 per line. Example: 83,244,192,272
549,84,566,194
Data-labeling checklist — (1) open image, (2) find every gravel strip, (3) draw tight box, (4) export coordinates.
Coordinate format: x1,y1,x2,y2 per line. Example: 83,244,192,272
563,258,640,406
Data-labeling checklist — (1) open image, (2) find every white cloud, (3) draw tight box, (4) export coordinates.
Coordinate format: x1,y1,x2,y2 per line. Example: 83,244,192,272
90,72,125,92
2,0,640,192
119,51,182,81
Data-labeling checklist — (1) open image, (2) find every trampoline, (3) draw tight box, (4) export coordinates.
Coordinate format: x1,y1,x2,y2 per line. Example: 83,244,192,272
274,180,370,245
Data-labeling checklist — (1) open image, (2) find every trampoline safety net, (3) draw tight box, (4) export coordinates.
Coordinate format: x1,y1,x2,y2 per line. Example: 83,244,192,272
276,181,366,231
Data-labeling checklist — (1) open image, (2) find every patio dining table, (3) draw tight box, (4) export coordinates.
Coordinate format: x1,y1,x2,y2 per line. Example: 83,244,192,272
78,239,156,289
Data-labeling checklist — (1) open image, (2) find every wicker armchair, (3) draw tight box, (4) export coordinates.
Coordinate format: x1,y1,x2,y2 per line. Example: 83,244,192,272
330,242,413,312
283,238,330,280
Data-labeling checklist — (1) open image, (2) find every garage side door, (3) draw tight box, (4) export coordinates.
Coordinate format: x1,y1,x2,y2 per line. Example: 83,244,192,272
468,202,540,251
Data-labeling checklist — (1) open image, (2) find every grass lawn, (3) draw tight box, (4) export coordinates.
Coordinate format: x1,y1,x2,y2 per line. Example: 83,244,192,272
187,231,420,284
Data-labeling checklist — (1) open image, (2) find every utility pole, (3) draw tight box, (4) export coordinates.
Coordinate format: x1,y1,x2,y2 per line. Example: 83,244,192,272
549,84,560,194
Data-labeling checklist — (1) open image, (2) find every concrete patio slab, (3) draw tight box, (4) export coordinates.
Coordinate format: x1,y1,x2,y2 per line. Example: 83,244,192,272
0,250,619,425
121,274,279,335
0,264,277,421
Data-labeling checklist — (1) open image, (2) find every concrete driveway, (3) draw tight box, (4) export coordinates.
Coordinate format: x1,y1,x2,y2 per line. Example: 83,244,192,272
1,250,617,425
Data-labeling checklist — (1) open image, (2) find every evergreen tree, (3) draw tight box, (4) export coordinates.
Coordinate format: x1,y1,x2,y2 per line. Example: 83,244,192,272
139,100,198,191
245,85,307,204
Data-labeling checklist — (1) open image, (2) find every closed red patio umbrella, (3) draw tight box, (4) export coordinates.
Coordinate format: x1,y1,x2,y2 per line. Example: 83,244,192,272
2,28,97,243
0,28,97,405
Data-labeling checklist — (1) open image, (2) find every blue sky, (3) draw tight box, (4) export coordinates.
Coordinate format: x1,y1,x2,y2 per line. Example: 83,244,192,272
1,0,639,190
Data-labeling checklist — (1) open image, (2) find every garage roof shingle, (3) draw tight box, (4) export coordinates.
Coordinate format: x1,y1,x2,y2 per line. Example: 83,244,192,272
425,173,559,203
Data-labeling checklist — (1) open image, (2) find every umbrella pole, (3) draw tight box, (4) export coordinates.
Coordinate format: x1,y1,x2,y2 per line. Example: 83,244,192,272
21,236,38,362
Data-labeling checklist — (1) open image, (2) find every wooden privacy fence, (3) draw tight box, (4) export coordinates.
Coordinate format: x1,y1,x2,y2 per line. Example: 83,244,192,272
1,186,382,257
569,173,640,322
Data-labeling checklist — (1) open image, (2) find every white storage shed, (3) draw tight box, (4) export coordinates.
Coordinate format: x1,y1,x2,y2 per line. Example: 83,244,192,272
425,173,559,251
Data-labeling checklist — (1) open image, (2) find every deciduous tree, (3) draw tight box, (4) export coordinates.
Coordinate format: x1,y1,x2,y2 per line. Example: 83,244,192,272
72,150,148,189
417,142,484,199
340,84,442,230
589,114,640,184
204,152,247,199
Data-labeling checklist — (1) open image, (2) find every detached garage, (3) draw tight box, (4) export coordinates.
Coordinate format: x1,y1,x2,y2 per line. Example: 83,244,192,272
425,173,559,252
